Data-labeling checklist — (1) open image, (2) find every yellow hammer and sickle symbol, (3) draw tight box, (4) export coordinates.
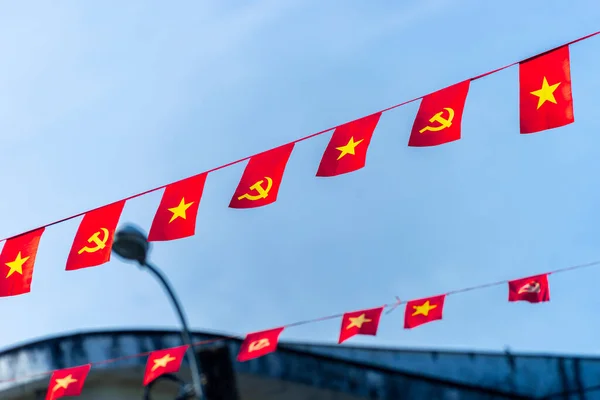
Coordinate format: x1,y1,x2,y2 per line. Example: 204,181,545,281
249,338,270,352
78,228,110,254
419,107,455,133
237,177,273,201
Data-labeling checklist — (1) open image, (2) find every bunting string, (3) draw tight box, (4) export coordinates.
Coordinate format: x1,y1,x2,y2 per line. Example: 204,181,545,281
3,257,600,389
2,28,599,243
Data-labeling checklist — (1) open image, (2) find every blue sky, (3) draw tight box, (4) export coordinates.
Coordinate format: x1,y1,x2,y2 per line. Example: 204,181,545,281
1,0,600,359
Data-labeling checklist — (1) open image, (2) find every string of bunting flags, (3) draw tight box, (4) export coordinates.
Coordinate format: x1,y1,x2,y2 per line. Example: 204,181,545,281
1,27,598,399
3,28,600,295
15,258,600,400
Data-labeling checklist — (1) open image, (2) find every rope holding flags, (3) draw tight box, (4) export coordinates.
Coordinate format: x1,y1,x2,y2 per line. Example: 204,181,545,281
11,257,599,397
0,30,598,296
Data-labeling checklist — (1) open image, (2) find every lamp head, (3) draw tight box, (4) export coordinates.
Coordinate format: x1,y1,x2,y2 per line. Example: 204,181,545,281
112,224,150,264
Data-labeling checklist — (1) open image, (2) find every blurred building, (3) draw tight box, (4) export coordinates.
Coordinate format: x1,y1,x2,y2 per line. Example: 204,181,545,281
0,329,596,399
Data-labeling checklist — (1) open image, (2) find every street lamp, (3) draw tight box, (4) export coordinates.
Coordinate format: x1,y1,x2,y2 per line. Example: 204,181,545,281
112,224,204,399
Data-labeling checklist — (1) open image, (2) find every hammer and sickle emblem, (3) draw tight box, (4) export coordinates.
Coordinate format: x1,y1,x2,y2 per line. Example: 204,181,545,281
518,281,540,294
237,177,273,201
419,107,455,133
249,338,270,352
78,228,110,254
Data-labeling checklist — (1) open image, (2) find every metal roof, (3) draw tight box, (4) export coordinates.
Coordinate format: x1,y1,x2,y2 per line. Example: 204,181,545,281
0,329,594,399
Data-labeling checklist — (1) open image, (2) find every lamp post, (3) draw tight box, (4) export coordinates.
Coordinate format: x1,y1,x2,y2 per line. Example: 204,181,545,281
112,224,204,399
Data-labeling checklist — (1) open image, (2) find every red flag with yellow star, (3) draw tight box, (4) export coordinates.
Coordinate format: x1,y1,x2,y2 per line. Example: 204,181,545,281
316,113,382,177
408,80,470,147
519,46,574,134
45,364,91,400
404,294,446,329
229,144,294,209
65,201,125,271
338,306,384,344
508,274,550,303
143,345,189,386
0,228,44,297
237,327,284,362
148,174,207,242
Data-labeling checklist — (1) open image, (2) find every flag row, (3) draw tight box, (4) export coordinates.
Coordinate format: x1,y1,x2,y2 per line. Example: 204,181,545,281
0,44,583,297
42,272,551,399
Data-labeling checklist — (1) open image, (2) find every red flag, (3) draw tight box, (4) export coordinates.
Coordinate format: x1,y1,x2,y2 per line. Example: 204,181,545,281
66,201,125,271
508,274,550,303
237,327,284,362
519,46,574,134
408,80,470,147
229,144,294,209
143,345,188,386
316,113,382,177
148,174,207,242
0,228,44,297
338,306,384,344
45,364,91,400
404,294,446,329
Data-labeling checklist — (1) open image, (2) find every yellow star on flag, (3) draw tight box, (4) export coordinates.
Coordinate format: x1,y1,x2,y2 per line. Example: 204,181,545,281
335,137,364,160
346,313,372,329
5,252,29,278
52,374,78,392
168,198,194,223
151,354,176,372
530,77,561,109
412,300,437,317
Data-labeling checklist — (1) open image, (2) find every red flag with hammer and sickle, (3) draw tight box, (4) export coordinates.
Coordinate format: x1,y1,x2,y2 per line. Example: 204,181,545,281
66,201,125,271
237,327,284,362
408,80,470,147
229,143,294,209
45,364,91,400
508,274,550,303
